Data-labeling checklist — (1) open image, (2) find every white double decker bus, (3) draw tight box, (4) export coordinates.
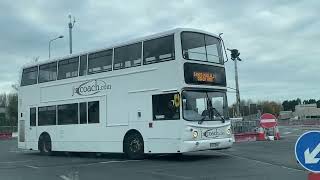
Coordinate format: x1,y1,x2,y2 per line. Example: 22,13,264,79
18,28,233,159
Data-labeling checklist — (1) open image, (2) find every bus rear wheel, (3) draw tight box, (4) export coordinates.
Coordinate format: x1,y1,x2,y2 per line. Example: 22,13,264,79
124,132,144,160
38,134,52,156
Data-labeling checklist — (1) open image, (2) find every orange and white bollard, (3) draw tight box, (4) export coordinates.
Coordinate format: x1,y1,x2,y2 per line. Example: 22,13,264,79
257,127,265,141
274,126,280,140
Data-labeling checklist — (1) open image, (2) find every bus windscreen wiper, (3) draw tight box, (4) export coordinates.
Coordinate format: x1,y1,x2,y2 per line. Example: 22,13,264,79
205,92,225,123
211,107,225,123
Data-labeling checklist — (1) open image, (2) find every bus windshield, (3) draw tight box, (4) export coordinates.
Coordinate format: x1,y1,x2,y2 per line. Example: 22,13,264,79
182,90,228,121
181,32,223,64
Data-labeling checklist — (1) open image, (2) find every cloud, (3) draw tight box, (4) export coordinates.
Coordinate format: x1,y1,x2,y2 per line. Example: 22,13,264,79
0,0,319,103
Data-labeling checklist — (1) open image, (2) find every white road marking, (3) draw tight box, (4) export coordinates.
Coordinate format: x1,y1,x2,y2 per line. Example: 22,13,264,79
59,175,72,180
79,159,142,167
214,151,305,172
281,134,301,138
24,165,39,169
0,160,34,164
283,132,292,135
98,160,142,164
141,171,193,179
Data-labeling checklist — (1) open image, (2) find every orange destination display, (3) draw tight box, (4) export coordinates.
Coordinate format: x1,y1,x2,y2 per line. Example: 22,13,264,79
193,71,215,82
184,63,226,86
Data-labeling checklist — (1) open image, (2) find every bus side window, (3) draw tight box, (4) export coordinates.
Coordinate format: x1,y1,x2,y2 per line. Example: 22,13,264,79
30,107,36,126
88,50,112,74
88,101,99,123
39,62,57,83
114,42,142,70
21,66,38,86
143,35,175,65
58,103,78,125
80,102,87,124
58,57,79,80
152,93,180,120
79,55,87,76
38,106,56,126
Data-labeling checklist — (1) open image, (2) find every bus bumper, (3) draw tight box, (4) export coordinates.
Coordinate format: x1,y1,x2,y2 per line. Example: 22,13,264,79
180,138,233,152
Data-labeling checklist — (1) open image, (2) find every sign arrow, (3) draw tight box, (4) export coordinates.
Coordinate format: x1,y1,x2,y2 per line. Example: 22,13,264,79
304,143,320,164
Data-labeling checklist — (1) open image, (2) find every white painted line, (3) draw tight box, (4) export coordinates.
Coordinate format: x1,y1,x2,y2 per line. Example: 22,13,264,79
144,171,192,180
281,134,301,138
24,165,39,169
0,160,34,164
214,151,305,172
98,160,142,164
79,159,142,167
59,175,72,180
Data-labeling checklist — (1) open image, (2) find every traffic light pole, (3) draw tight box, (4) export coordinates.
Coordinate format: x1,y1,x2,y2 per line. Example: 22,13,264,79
234,57,241,117
228,48,242,117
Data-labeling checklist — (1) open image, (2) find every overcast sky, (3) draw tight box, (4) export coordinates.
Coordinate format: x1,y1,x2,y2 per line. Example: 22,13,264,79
0,0,319,104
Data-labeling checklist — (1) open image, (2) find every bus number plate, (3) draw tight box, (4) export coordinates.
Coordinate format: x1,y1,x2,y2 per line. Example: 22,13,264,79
210,142,220,148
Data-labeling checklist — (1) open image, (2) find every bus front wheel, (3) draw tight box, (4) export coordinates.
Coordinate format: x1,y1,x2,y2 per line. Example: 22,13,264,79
38,133,52,156
124,132,144,160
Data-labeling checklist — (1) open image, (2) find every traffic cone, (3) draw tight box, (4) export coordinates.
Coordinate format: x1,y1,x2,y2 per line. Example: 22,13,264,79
274,126,280,140
257,127,265,141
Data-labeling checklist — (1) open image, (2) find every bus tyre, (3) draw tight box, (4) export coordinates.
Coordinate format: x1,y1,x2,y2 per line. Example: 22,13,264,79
38,134,52,156
124,133,144,160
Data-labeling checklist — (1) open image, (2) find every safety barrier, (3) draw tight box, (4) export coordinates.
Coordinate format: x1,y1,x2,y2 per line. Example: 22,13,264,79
308,173,320,180
0,126,18,133
0,132,12,140
232,119,281,142
234,132,258,142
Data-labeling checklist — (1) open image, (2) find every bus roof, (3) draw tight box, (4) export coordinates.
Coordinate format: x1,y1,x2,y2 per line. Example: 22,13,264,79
21,28,220,69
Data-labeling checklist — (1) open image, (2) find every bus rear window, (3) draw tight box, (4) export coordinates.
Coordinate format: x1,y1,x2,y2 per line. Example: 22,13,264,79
21,66,38,86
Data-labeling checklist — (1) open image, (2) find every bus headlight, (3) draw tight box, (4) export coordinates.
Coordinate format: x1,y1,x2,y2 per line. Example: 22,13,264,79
226,127,231,135
192,131,198,138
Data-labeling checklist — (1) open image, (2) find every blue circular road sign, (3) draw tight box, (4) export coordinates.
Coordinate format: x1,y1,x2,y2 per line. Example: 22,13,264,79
295,131,320,173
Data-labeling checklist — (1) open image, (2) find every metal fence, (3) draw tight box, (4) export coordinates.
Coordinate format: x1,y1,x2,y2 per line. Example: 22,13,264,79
231,120,259,134
0,126,17,133
278,119,320,126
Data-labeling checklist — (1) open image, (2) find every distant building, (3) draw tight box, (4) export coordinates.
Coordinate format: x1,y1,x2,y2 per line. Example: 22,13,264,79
278,111,293,120
294,104,320,119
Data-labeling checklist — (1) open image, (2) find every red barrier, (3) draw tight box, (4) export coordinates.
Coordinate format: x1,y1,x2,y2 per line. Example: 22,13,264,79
257,127,266,141
308,173,320,180
0,132,12,140
234,132,258,142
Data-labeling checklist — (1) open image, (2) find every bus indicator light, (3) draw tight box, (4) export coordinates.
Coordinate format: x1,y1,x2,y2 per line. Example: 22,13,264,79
193,72,215,83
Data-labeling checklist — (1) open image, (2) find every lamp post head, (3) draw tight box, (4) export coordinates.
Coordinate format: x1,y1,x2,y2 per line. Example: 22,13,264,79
58,35,64,38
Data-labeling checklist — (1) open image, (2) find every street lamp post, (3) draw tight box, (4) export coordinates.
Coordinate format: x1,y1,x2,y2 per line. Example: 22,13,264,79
49,35,64,59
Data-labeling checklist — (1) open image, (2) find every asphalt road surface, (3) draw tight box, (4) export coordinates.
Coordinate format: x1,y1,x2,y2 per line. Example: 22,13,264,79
0,126,316,180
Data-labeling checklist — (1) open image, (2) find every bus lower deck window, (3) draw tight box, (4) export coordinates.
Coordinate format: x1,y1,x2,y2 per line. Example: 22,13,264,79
88,101,99,123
